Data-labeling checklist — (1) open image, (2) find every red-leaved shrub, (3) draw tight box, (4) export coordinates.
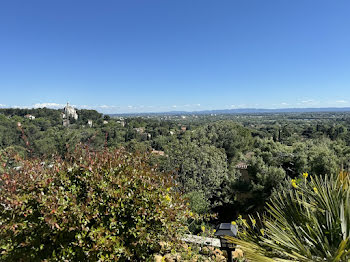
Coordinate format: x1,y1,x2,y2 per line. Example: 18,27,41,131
0,147,189,261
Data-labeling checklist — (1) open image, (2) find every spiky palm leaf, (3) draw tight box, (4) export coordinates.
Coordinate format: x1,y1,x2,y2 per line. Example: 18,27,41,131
227,172,350,261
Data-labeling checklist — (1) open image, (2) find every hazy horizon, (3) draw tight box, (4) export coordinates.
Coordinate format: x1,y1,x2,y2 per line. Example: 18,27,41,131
3,103,350,115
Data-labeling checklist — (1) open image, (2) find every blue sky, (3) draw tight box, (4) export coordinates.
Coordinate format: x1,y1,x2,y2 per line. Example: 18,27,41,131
0,0,350,113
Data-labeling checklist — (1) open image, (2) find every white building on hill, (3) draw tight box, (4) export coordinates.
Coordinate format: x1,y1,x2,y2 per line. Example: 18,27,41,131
62,102,78,126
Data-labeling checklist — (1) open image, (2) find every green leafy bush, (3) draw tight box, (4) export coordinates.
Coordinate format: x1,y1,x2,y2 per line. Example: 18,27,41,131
164,141,228,211
227,171,350,261
0,147,189,261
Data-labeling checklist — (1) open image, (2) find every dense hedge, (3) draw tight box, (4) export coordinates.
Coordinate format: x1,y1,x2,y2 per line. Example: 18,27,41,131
0,147,189,261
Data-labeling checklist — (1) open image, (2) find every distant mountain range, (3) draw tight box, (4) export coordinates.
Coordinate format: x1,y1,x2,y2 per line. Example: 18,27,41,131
109,107,350,116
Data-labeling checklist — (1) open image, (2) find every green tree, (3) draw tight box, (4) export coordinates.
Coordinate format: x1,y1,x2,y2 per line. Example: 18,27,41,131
190,120,253,161
164,140,228,211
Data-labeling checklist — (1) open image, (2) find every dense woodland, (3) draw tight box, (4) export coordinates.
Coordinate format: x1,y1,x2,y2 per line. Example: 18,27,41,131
1,108,350,218
1,107,350,260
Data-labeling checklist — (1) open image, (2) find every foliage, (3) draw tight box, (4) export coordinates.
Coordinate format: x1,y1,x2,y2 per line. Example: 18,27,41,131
190,120,253,161
227,171,350,262
2,108,350,219
233,155,286,214
0,147,189,261
163,140,228,211
185,191,211,215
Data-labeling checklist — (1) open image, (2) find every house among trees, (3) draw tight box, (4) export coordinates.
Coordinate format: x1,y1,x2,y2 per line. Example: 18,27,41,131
24,114,35,120
151,149,165,156
235,161,249,180
134,127,145,133
117,120,125,127
235,152,254,182
87,119,93,127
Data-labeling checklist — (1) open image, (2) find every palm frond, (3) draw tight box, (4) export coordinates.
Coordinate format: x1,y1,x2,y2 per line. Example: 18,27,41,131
227,172,350,261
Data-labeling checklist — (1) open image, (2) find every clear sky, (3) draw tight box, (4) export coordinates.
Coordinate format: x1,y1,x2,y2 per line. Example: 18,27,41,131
1,0,350,113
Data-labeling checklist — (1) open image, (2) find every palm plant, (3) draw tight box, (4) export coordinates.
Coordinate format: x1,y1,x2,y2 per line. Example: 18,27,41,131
227,171,350,261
